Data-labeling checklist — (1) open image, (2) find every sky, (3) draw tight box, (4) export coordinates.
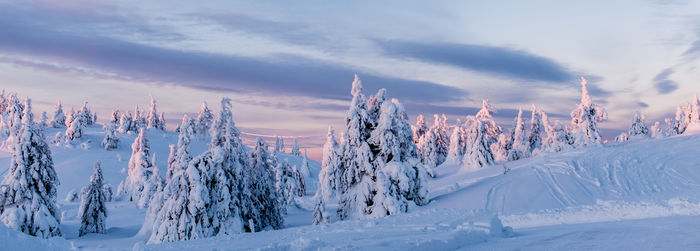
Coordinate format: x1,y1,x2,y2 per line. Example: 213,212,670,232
1,0,700,160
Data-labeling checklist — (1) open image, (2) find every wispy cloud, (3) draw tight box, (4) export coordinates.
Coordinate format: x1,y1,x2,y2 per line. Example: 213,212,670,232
376,40,575,83
652,68,679,94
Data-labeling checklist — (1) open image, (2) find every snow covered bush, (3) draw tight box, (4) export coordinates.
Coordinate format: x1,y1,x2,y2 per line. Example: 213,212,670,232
50,101,66,128
101,122,120,150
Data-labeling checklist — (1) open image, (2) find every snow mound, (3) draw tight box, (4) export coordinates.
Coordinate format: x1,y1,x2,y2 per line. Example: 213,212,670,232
0,222,70,250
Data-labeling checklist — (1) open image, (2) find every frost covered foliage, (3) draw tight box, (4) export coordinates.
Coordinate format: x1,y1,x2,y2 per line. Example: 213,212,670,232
668,94,700,134
77,102,95,126
118,111,135,134
50,101,66,128
166,115,194,183
275,159,297,214
569,77,607,147
293,165,306,196
445,120,465,165
508,108,530,161
133,105,147,130
529,105,546,153
78,162,107,237
0,99,62,238
318,126,341,200
336,75,428,221
290,138,300,156
411,114,428,145
490,133,512,162
40,111,48,128
64,110,84,141
542,120,574,153
147,96,166,130
118,128,154,208
418,114,449,169
101,122,120,150
650,121,666,139
628,112,649,138
462,117,495,171
311,191,327,225
475,100,503,147
195,102,214,135
274,136,285,153
247,137,284,230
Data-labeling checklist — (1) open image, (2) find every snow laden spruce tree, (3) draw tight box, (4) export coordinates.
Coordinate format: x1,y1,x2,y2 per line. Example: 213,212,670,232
101,121,120,150
318,126,341,200
411,114,428,145
445,120,465,165
0,98,62,238
147,95,166,130
247,137,284,230
569,77,607,147
461,116,496,171
78,161,107,237
628,112,649,138
166,115,194,183
508,108,530,161
335,75,428,221
275,158,297,215
195,102,214,135
118,128,155,208
65,109,84,141
50,101,66,128
290,138,300,156
528,105,546,153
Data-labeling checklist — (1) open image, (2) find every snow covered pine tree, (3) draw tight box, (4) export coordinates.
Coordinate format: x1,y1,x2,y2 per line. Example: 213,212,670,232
78,161,107,236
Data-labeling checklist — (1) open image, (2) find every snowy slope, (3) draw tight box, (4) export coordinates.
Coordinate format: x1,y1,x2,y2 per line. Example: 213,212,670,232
2,127,700,250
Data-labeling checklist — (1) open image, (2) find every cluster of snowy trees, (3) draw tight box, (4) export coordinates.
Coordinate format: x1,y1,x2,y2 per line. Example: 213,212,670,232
314,75,429,224
401,77,610,173
616,94,700,142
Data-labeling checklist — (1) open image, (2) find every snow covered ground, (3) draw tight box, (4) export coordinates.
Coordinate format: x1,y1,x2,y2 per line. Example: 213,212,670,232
2,126,700,250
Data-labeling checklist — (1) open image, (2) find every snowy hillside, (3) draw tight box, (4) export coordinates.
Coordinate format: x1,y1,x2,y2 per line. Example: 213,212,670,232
3,125,700,249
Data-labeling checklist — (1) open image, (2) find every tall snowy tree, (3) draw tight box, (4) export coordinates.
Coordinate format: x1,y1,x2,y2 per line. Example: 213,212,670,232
569,77,607,147
78,101,94,126
40,111,48,129
671,104,686,135
78,161,107,236
195,102,214,135
148,153,211,243
318,126,341,200
118,128,154,208
311,190,327,225
0,98,62,238
628,112,649,138
412,114,428,145
529,105,546,153
247,137,284,230
445,121,465,165
508,108,530,161
462,117,495,171
147,95,165,130
275,158,297,215
166,115,194,183
418,129,439,176
475,100,503,147
118,111,135,134
337,74,375,220
650,121,666,139
290,138,300,156
490,133,512,162
542,119,573,153
293,165,306,197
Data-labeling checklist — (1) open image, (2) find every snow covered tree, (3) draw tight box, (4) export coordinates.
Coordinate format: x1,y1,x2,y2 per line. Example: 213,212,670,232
412,114,428,145
508,108,530,161
273,136,282,153
529,105,546,153
118,111,135,134
290,138,300,156
475,100,503,147
166,115,194,183
101,122,120,150
418,129,439,176
195,102,214,135
40,111,48,129
445,120,465,165
78,161,107,236
50,101,66,128
139,155,163,209
118,128,154,208
671,105,686,135
628,112,649,138
78,101,94,126
651,121,667,139
337,74,375,220
318,126,341,200
275,158,297,214
311,190,327,225
247,137,284,230
542,119,573,153
569,77,607,147
147,95,165,130
615,132,629,143
462,117,495,171
0,98,62,238
490,133,512,162
148,153,211,243
293,165,306,197
65,110,84,141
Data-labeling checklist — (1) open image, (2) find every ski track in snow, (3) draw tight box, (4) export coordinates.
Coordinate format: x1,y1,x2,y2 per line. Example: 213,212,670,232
3,127,700,249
